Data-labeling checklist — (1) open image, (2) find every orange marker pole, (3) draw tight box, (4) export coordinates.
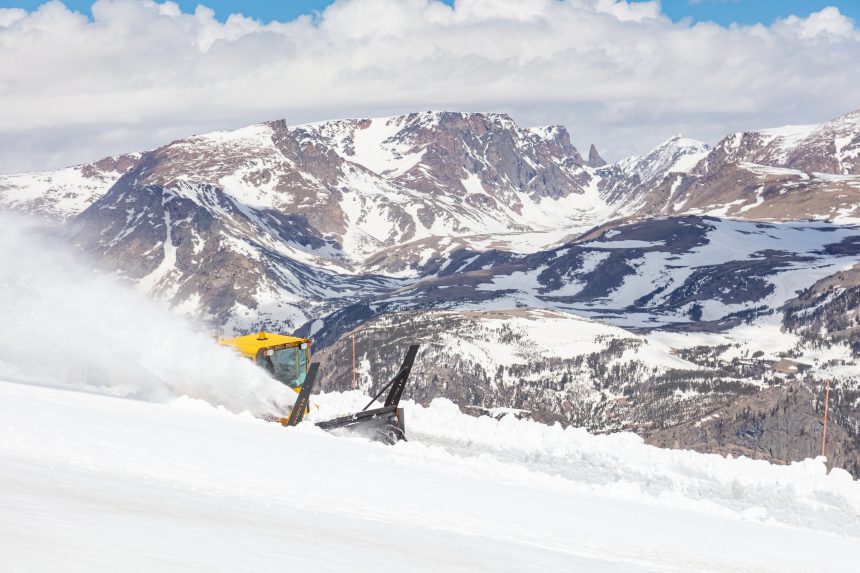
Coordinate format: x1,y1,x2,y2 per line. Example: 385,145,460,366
352,332,357,390
821,379,831,458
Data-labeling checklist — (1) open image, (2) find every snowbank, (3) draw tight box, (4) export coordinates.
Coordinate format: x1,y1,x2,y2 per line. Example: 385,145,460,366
312,392,860,537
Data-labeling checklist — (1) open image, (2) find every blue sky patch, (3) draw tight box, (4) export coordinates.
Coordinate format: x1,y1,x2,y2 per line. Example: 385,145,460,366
2,0,857,26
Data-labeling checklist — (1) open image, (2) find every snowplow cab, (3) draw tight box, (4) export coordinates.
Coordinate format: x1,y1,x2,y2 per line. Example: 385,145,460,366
219,331,311,389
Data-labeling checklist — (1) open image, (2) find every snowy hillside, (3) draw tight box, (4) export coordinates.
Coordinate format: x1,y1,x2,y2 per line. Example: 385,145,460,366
711,109,860,175
0,152,140,220
309,308,707,428
306,217,860,335
302,305,860,474
653,110,860,221
597,135,710,212
2,378,858,573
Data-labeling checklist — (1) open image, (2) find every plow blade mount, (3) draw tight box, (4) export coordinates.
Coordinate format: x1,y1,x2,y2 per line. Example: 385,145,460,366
316,344,419,445
315,405,406,445
283,363,320,427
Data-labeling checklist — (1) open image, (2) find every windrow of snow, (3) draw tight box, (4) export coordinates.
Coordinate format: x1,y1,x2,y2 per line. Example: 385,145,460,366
310,392,860,537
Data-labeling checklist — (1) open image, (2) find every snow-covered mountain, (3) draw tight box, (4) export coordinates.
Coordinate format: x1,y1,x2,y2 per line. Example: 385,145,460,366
47,111,629,329
4,108,860,476
64,113,616,268
597,135,710,213
69,178,402,330
5,109,859,230
711,110,860,175
0,153,140,220
649,110,860,220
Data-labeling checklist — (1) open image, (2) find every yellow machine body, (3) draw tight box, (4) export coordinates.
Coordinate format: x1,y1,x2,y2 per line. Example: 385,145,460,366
218,330,312,391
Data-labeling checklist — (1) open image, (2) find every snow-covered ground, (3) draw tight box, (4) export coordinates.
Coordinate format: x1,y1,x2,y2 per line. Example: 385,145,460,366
1,379,858,573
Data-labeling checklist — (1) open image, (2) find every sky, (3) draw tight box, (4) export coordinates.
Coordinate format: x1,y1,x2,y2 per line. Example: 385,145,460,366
0,0,858,172
3,0,860,26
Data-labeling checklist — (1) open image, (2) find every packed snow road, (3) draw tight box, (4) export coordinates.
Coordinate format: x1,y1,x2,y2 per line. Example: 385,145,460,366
1,380,858,573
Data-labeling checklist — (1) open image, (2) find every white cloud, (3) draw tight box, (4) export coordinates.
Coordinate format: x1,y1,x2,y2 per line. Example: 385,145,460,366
776,6,855,39
0,0,857,172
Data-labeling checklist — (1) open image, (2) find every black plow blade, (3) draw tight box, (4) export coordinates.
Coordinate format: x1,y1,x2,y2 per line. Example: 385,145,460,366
316,344,419,444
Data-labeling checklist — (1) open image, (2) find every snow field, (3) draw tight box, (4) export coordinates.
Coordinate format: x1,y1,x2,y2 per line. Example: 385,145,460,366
2,380,858,573
568,219,860,327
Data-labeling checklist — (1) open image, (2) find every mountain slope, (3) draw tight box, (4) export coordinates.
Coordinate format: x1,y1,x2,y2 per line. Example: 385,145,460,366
301,216,860,343
597,135,710,213
712,110,860,175
655,110,860,221
66,113,617,267
0,153,140,220
57,112,630,329
69,177,401,331
310,308,730,431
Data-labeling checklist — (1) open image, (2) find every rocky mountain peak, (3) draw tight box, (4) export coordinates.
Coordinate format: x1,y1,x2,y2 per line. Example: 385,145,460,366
596,135,709,210
587,144,607,168
6,108,860,282
702,109,860,176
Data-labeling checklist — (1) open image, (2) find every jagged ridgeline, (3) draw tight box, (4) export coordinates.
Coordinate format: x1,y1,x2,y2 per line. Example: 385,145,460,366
2,109,860,475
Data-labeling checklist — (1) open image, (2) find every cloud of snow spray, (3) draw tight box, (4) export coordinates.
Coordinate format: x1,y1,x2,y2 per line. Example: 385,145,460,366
0,213,297,415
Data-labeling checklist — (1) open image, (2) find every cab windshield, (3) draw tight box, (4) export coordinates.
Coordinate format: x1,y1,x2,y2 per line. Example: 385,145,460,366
257,345,308,388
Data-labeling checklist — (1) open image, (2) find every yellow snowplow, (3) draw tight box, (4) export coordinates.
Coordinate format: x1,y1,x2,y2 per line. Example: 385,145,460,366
218,331,311,388
219,331,418,444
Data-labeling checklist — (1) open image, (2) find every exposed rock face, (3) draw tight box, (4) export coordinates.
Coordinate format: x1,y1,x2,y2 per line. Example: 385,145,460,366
597,136,710,213
647,382,860,477
294,112,599,238
587,144,607,168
